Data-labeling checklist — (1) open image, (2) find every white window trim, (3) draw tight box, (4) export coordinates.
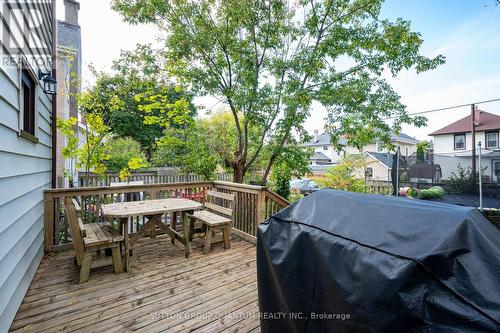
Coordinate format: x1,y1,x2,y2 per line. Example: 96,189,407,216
485,131,498,149
454,133,466,151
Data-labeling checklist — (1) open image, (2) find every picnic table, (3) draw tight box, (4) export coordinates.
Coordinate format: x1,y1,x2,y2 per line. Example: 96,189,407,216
101,198,203,271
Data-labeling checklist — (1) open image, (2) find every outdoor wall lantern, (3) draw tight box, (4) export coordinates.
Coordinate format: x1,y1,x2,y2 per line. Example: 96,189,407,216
38,70,57,95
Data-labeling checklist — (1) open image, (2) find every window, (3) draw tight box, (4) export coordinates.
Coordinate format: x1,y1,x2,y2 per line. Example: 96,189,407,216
21,70,36,137
405,146,409,157
486,132,498,149
365,167,373,180
493,160,500,182
454,133,465,150
376,141,383,152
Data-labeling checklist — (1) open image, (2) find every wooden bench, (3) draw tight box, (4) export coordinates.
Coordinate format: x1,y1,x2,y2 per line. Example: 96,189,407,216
64,198,124,283
189,190,235,254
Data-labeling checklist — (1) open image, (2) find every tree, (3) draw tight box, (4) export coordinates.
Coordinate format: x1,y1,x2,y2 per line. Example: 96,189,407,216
152,122,219,180
416,139,430,162
416,140,430,155
106,137,148,172
57,112,111,185
83,45,196,158
113,0,443,183
57,100,148,185
199,111,264,172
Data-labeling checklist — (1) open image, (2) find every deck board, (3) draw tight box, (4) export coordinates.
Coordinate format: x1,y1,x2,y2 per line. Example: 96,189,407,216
10,235,260,333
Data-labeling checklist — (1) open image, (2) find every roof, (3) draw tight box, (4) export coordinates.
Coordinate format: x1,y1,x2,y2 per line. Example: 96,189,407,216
390,131,419,143
57,20,81,51
365,151,394,168
430,111,500,136
309,164,333,171
311,152,330,160
303,131,418,146
302,133,347,147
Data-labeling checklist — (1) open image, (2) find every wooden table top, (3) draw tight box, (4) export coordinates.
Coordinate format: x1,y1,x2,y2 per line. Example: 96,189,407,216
101,198,203,218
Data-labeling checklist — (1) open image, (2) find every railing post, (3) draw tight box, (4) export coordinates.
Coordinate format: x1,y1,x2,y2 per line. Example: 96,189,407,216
256,188,267,225
43,192,54,252
150,187,158,199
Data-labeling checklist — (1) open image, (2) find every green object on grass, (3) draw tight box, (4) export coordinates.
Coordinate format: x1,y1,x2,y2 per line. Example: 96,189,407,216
417,186,444,200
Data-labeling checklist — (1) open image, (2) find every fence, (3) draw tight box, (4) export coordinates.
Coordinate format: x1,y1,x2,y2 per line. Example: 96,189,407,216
43,181,289,252
78,170,232,187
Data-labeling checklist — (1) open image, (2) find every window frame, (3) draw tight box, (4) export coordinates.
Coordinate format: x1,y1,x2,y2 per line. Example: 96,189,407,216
19,68,38,144
365,166,374,180
485,131,498,149
454,133,466,151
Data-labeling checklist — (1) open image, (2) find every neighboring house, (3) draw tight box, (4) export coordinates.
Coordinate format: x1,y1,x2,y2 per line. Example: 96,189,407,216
301,131,346,164
430,110,500,182
56,0,84,188
0,1,56,331
303,130,419,180
310,151,332,165
363,152,394,181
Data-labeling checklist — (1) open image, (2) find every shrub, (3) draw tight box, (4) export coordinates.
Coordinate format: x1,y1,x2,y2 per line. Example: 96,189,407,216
312,156,367,193
289,189,304,203
448,164,479,194
271,163,292,199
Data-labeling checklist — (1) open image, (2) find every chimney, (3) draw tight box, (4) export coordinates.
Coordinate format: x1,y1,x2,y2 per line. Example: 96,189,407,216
64,0,80,26
314,130,319,141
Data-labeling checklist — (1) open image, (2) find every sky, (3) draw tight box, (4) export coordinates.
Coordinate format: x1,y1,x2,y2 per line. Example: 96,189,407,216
57,0,500,140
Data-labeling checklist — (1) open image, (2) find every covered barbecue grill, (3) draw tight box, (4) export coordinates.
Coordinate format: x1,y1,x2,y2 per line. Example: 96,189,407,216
257,190,500,332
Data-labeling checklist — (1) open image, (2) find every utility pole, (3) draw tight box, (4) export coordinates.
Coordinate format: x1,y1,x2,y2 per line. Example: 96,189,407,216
396,146,400,197
478,141,483,210
471,104,476,179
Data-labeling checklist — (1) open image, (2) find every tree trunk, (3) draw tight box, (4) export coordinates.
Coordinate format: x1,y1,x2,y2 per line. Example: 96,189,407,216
232,159,246,183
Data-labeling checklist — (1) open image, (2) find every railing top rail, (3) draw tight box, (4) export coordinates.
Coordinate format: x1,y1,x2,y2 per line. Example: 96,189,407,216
44,181,214,197
264,189,290,207
213,181,267,190
78,171,157,176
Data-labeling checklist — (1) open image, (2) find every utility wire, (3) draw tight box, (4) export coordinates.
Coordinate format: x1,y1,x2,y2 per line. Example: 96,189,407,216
385,97,500,120
406,97,500,117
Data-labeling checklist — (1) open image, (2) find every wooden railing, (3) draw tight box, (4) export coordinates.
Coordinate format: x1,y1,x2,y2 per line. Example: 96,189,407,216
78,171,232,187
43,181,289,252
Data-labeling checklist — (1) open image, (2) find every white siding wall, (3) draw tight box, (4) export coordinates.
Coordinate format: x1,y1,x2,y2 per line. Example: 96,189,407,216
365,155,390,181
0,2,54,331
313,146,343,163
353,155,389,181
433,132,484,154
433,131,498,179
344,140,417,156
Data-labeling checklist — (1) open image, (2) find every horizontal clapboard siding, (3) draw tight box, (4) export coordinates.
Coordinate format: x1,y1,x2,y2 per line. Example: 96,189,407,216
0,1,54,332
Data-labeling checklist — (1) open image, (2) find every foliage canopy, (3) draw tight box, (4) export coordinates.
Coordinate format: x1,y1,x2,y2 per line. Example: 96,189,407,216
113,0,443,182
83,45,196,157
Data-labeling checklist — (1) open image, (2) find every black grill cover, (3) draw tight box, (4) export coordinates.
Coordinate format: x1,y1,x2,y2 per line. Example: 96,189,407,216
257,190,500,332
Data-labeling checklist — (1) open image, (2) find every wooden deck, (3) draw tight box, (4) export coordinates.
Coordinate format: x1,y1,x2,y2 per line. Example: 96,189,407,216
10,235,260,333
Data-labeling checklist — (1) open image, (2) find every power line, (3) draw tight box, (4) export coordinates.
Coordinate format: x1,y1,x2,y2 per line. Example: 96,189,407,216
406,97,500,117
